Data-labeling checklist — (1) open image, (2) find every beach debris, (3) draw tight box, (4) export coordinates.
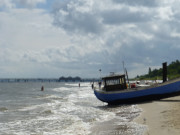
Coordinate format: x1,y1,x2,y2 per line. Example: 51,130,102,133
143,118,146,124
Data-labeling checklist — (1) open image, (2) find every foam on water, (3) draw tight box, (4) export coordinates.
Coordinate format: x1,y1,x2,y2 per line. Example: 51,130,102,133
52,87,70,92
0,82,145,135
65,82,90,87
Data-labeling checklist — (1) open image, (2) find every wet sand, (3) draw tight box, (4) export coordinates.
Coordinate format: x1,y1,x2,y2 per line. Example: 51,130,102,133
89,105,145,135
90,117,145,135
135,95,180,135
90,96,180,135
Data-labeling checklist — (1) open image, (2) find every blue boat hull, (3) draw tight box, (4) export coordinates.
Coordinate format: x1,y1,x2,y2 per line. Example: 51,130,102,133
94,80,180,104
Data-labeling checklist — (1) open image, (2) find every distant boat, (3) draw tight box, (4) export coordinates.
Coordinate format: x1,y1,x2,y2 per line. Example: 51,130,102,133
94,63,180,104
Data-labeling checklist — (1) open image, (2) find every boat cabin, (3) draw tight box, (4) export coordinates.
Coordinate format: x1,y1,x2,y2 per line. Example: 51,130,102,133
102,74,127,91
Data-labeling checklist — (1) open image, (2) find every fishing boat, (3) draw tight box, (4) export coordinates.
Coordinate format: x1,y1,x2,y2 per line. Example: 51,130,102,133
94,63,180,104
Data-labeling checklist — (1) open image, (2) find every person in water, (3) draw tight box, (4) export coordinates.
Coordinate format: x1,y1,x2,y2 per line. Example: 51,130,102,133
91,82,94,89
98,81,101,88
41,86,44,91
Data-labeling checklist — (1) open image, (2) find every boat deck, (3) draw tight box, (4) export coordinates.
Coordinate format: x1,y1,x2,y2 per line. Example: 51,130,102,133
94,78,180,94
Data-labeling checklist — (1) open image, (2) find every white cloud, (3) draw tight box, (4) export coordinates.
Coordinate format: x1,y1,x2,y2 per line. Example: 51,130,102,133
0,0,15,9
0,8,71,50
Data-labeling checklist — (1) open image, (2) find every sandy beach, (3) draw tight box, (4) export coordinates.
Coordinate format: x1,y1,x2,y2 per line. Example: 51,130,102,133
89,95,180,135
136,95,180,135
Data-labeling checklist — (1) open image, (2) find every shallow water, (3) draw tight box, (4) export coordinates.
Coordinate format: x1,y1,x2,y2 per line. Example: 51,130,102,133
0,82,145,135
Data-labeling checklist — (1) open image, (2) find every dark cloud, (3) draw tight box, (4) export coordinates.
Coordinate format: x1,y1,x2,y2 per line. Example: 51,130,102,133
15,0,46,8
102,8,150,25
50,0,180,77
112,0,158,7
52,0,103,34
51,0,155,34
53,12,103,34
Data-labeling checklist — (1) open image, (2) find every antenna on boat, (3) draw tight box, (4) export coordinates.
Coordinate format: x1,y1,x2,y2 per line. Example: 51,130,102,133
122,61,126,75
122,61,130,87
99,69,102,79
125,68,129,84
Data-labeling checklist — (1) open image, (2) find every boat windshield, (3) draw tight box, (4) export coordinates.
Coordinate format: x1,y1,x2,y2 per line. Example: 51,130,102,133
103,74,127,91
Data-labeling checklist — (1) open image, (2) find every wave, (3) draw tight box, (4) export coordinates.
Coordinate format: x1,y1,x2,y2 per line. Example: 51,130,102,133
65,82,91,87
0,81,145,135
65,83,79,87
52,87,70,92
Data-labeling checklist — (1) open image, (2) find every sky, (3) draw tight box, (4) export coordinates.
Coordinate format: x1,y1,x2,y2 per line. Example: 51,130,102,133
0,0,180,78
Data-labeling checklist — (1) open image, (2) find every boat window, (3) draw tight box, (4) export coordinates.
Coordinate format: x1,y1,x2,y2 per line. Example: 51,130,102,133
121,78,124,84
106,79,120,86
103,75,127,91
119,78,124,84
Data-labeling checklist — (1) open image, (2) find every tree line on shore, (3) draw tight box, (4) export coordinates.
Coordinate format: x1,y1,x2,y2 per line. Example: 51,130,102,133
135,60,180,80
59,76,82,82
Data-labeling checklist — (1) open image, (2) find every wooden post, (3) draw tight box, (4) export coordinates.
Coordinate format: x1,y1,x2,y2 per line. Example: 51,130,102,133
163,62,167,83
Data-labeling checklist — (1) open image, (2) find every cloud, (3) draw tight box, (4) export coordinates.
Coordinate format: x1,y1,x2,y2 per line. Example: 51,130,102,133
0,0,15,9
51,0,180,77
15,0,46,8
51,0,155,33
52,0,103,34
0,0,46,9
1,0,180,78
0,7,79,77
102,8,151,25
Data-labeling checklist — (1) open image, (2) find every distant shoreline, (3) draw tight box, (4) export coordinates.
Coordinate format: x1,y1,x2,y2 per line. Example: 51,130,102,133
0,78,99,83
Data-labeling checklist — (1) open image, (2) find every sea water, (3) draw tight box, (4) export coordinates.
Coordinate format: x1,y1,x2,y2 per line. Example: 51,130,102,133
0,82,145,135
